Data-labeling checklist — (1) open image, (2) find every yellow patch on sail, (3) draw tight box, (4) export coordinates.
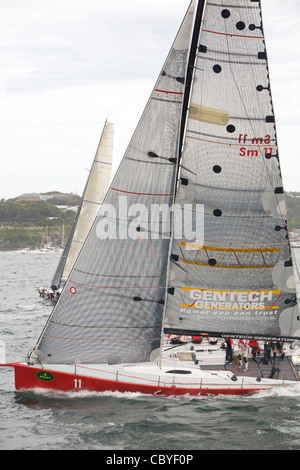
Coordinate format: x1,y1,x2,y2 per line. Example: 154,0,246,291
189,104,230,126
180,242,281,253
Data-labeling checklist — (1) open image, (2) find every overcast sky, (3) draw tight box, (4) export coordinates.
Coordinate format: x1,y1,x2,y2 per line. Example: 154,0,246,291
1,0,300,200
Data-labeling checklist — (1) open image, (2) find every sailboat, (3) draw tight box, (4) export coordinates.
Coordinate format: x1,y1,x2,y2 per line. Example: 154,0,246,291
50,120,114,291
3,0,300,396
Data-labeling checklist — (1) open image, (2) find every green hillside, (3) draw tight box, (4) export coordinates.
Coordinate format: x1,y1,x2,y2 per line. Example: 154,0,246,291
0,191,299,251
0,195,79,251
286,193,300,233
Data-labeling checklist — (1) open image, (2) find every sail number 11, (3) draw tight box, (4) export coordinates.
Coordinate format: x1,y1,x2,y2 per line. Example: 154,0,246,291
74,378,82,389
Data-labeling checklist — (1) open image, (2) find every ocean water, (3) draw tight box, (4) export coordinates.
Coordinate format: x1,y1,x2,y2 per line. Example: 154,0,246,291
1,251,300,451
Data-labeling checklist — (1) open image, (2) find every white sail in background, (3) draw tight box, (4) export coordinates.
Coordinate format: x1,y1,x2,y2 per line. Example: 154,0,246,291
51,121,114,288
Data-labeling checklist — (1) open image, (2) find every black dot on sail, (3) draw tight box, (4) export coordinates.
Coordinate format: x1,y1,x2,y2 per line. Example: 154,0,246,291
256,85,264,92
226,125,235,133
213,64,222,73
208,258,217,266
221,9,230,18
236,21,246,30
249,24,256,31
213,165,222,173
275,225,282,231
213,209,222,217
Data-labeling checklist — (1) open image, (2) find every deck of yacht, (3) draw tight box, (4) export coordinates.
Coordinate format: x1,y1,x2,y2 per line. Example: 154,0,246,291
200,355,300,383
163,340,300,383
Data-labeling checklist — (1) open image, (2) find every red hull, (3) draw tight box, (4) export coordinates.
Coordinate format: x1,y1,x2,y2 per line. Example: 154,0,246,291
4,363,264,396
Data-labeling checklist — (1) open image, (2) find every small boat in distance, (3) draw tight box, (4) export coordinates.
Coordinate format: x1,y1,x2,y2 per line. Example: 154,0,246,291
291,239,300,249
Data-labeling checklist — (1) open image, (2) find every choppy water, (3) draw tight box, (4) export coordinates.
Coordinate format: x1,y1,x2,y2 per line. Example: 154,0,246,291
1,251,300,451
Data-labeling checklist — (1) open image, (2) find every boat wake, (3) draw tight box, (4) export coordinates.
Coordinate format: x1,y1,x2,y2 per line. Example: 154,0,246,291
249,382,300,399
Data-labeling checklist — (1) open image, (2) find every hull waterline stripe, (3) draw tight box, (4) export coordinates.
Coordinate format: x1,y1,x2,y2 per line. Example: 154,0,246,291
10,363,294,395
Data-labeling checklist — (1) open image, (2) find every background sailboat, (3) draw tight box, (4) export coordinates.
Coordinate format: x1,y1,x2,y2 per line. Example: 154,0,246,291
3,0,300,395
50,120,114,290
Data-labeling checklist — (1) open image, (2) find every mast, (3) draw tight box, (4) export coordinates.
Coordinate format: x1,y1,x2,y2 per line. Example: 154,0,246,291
51,212,79,287
159,0,206,363
178,0,206,167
